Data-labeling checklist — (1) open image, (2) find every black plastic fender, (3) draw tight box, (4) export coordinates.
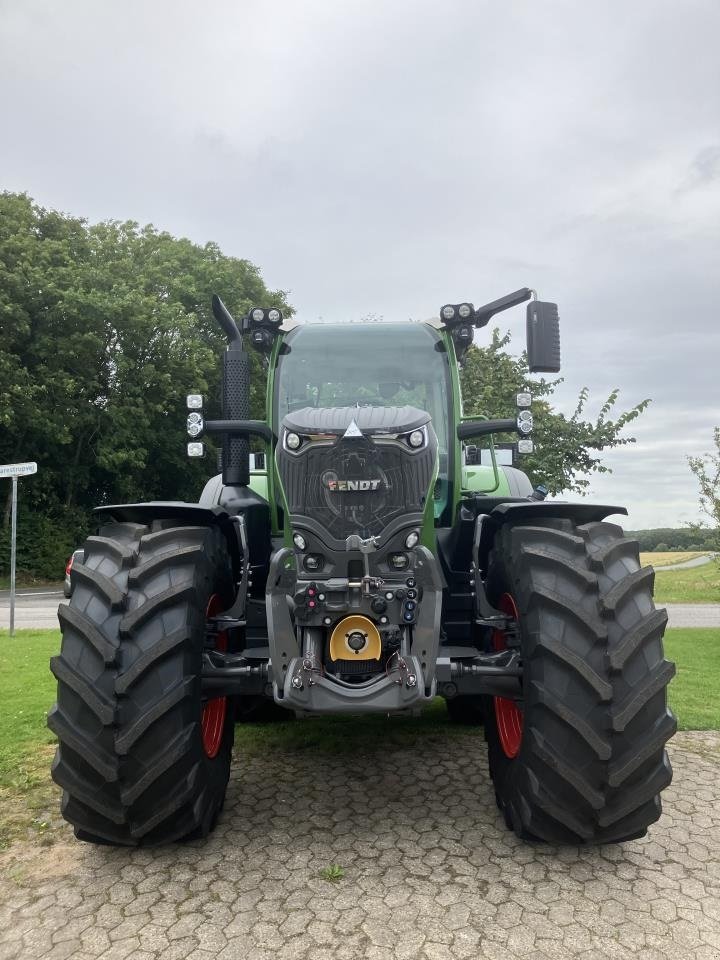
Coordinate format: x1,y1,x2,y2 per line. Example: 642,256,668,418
475,501,627,576
93,501,246,578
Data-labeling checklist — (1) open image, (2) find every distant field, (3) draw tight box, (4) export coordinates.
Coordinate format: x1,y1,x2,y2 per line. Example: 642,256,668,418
639,551,706,567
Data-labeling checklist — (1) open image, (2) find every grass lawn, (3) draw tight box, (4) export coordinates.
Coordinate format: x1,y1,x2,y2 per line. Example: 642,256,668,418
652,561,719,603
0,626,717,847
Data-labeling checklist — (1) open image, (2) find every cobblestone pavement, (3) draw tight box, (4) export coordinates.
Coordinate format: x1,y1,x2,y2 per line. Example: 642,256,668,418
1,731,719,960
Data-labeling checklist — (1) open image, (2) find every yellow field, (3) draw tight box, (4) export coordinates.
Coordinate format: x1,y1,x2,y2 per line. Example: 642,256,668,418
639,551,707,567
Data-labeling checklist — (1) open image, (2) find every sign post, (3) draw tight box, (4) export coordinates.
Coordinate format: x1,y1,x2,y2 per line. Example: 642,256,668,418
1,462,38,637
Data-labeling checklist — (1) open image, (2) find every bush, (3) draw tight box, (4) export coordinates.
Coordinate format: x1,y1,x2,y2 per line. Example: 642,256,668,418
654,542,669,552
0,507,91,580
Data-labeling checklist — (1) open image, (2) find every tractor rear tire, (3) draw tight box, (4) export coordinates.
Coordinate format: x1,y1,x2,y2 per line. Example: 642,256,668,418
49,521,235,845
484,519,676,844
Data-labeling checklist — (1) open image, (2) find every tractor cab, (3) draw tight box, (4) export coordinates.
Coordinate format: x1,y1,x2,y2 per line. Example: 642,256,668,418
273,321,453,524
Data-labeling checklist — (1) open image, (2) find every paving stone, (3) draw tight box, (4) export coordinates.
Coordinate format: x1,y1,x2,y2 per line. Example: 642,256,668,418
0,731,718,959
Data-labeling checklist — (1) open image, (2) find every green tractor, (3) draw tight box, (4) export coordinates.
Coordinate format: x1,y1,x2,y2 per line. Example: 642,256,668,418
50,288,676,846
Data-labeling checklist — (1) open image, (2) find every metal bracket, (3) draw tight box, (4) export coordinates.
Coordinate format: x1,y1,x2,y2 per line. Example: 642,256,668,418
201,650,268,697
470,513,510,626
207,515,250,632
448,649,523,699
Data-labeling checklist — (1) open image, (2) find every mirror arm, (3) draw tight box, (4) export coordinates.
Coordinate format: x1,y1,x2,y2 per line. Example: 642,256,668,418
457,418,518,441
474,288,534,328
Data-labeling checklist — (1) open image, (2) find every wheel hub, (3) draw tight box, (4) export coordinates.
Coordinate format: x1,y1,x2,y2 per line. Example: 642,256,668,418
492,593,523,759
202,594,228,758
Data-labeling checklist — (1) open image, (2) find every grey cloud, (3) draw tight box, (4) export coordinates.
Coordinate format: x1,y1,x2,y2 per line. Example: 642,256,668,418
1,0,718,526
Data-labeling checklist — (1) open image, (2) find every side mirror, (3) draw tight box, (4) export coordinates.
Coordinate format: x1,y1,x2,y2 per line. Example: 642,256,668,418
526,301,561,373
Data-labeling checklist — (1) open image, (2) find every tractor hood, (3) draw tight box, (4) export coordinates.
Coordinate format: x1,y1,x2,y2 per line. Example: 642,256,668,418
282,405,431,437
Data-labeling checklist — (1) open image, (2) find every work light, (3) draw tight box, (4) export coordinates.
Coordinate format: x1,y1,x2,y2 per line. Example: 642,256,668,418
186,394,203,409
517,412,533,434
187,442,205,457
186,412,204,437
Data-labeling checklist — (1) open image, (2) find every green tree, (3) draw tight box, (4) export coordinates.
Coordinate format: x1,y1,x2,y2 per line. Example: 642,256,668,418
0,192,288,577
460,329,650,494
688,428,720,551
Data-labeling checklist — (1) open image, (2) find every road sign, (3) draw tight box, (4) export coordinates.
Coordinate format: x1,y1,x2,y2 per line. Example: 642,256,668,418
1,463,38,636
0,462,37,477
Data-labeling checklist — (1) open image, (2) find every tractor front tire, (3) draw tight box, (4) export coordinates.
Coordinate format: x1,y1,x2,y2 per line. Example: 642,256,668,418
484,519,676,844
49,521,235,845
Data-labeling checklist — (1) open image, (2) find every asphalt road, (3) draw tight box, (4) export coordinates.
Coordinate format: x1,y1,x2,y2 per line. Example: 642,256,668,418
0,731,718,960
658,553,718,571
2,590,719,631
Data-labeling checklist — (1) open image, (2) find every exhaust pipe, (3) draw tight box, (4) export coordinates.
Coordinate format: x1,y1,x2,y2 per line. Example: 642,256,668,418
213,295,251,487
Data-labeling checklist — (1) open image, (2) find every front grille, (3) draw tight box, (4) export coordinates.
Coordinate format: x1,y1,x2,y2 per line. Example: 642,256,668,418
277,433,436,541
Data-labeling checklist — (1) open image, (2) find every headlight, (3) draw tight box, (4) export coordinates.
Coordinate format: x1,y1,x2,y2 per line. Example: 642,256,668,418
187,412,204,437
286,432,301,450
405,531,420,549
388,552,409,570
408,429,424,448
252,308,264,323
304,554,324,572
458,303,473,318
268,308,281,323
293,532,306,550
517,414,533,434
441,305,456,321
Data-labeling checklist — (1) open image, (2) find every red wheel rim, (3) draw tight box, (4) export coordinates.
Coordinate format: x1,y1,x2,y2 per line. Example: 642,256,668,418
492,593,523,759
202,594,228,759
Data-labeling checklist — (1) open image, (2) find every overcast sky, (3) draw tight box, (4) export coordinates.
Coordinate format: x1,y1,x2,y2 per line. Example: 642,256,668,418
2,0,719,529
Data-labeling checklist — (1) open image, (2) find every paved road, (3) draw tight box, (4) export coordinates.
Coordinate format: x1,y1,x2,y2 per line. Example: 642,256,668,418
657,554,718,571
0,588,65,631
661,604,720,629
2,590,720,631
0,731,718,960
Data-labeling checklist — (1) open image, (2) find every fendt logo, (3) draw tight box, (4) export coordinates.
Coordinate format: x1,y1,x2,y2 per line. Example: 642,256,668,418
325,478,382,492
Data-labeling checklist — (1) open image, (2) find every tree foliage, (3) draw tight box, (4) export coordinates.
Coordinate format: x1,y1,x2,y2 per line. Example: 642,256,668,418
0,192,288,576
460,329,650,494
626,529,718,551
688,427,720,551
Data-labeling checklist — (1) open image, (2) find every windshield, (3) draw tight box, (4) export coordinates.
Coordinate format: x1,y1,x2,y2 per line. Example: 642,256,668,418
275,322,452,516
277,323,449,443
